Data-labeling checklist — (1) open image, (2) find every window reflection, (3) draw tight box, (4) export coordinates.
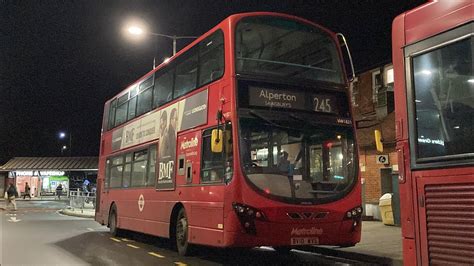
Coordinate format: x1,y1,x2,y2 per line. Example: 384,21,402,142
413,37,474,158
240,117,356,203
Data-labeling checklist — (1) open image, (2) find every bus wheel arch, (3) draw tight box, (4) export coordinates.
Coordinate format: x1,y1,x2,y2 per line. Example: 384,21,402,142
107,202,117,227
169,203,192,255
108,202,121,236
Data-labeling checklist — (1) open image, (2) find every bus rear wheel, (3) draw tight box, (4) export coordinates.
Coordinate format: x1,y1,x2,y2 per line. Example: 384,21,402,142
109,206,121,237
175,208,192,256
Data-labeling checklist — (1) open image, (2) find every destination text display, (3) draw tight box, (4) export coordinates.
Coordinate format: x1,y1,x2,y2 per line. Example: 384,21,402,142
249,87,305,110
248,86,339,114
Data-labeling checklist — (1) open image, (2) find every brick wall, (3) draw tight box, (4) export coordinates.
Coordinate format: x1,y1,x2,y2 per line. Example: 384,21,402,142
359,147,398,203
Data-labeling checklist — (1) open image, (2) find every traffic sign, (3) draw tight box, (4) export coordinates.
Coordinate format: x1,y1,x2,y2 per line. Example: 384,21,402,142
376,155,389,164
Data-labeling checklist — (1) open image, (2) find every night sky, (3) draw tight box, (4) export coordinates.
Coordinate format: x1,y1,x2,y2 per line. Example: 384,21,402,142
0,0,425,164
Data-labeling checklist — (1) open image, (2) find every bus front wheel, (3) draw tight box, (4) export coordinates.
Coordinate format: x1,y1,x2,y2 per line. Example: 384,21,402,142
175,208,192,256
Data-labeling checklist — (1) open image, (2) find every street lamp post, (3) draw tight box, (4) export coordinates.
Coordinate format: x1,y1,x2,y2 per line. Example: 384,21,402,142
147,32,198,56
61,145,67,156
58,131,72,156
126,25,197,68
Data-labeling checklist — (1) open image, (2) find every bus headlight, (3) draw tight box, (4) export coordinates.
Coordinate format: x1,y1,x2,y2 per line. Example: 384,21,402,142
344,206,362,220
344,206,362,231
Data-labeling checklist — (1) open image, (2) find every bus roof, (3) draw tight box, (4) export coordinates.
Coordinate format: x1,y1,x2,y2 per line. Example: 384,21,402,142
105,12,337,106
394,1,473,47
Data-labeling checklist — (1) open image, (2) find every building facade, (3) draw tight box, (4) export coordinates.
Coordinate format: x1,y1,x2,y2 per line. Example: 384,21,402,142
352,64,400,222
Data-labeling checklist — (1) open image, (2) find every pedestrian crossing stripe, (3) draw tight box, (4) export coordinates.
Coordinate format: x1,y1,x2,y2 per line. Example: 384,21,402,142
110,237,122,242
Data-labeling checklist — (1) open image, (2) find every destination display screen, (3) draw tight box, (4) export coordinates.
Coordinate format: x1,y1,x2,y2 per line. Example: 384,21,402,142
249,87,306,110
247,86,340,115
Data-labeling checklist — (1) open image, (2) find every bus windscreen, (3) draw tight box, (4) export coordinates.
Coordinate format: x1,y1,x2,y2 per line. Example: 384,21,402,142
239,116,357,204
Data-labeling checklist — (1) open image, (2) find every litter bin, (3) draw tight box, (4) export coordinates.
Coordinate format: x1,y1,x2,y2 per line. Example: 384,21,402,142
379,193,394,225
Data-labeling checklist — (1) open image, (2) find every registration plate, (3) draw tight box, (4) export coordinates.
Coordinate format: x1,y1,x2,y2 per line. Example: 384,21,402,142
291,237,319,245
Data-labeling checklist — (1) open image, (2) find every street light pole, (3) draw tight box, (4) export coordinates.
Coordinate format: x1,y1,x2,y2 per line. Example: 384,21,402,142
58,131,72,156
126,26,197,67
148,32,197,56
69,133,72,156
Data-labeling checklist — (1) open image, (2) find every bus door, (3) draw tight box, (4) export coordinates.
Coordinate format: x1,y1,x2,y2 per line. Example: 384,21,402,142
96,159,110,224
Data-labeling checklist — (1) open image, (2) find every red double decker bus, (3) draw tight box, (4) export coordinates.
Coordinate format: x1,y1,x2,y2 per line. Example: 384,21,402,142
392,1,474,265
95,12,361,255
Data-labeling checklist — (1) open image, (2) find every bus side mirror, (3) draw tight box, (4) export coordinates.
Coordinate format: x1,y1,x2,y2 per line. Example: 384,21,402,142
374,129,384,152
211,129,223,153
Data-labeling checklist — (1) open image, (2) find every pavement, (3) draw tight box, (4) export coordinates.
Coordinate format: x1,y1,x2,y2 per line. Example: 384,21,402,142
0,195,67,201
311,221,403,265
59,206,95,218
1,196,95,218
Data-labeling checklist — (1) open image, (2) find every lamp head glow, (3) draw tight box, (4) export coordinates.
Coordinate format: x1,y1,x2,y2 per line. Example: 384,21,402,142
123,19,148,41
127,26,144,35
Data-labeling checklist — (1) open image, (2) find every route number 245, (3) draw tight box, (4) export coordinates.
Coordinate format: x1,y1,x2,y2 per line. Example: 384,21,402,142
313,97,332,113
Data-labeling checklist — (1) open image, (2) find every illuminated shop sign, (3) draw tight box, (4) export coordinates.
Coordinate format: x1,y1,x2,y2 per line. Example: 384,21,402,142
15,171,65,176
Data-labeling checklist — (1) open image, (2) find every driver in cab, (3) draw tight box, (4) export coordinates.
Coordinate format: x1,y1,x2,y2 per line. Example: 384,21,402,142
277,151,290,172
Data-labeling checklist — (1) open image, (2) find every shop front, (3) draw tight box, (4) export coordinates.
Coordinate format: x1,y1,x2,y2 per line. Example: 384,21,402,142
13,171,70,197
0,157,97,198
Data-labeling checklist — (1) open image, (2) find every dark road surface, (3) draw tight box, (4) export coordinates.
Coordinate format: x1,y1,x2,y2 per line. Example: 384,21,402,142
1,201,375,265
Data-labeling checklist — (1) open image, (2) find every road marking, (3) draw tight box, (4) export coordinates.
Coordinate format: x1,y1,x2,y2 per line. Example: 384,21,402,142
110,237,122,242
121,238,134,242
87,228,95,231
8,217,21,223
126,244,140,249
174,262,187,266
148,252,165,258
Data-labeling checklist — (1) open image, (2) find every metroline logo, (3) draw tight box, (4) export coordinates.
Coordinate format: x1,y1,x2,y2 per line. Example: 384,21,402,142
290,227,323,236
180,137,198,150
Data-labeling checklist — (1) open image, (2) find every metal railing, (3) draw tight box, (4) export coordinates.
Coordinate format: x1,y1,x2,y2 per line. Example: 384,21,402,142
69,189,96,213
